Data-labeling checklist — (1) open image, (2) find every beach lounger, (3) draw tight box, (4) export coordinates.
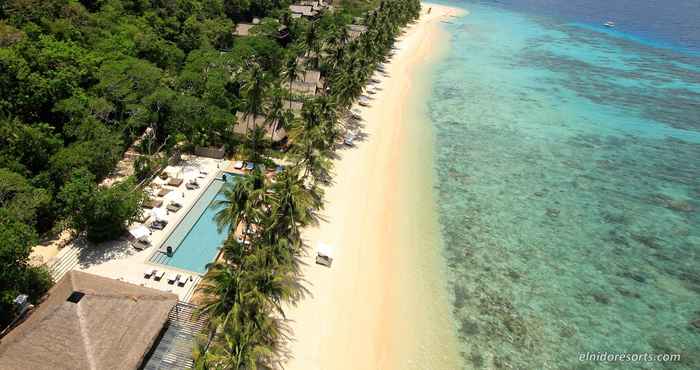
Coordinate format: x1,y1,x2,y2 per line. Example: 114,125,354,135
159,172,169,180
154,271,165,281
150,220,168,230
167,202,182,212
132,238,150,250
168,178,183,187
168,274,181,285
344,133,355,146
177,276,189,287
234,161,244,170
186,182,198,190
144,269,155,279
245,162,255,171
157,188,171,197
143,199,163,209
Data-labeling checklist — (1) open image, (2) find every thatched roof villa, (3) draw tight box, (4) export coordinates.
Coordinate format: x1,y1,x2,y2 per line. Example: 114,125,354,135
234,112,288,142
0,271,178,370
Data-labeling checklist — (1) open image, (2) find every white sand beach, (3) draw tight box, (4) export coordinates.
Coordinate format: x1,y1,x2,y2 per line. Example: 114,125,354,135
283,3,465,369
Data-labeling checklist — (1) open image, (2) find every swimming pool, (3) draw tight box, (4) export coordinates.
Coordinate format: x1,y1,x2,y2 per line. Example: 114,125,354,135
149,173,239,273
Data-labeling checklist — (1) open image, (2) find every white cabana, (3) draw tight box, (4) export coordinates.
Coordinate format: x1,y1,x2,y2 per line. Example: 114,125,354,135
164,165,182,177
316,243,334,267
163,190,184,202
129,225,150,240
183,167,199,181
151,207,168,221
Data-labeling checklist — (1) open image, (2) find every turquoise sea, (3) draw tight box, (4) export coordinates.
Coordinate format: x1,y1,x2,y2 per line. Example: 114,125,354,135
427,1,700,368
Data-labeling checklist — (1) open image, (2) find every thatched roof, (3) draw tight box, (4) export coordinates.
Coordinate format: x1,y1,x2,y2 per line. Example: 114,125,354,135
0,271,178,370
288,80,317,96
234,112,287,142
233,23,255,36
289,4,317,17
348,24,368,39
299,69,321,85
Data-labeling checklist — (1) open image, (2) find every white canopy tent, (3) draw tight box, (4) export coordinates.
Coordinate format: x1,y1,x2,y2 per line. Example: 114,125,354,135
316,242,334,267
150,207,168,221
163,190,183,202
129,225,150,240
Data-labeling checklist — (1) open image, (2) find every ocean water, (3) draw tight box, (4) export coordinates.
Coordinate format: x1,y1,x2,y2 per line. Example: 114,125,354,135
427,1,700,369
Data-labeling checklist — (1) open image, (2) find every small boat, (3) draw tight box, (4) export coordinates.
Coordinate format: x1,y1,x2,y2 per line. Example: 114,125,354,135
604,21,615,28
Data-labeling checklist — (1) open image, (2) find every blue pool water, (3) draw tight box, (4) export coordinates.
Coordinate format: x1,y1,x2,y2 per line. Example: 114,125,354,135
428,1,700,368
150,174,239,274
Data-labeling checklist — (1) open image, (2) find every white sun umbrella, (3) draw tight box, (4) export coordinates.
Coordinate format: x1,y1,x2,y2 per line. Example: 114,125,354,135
151,207,168,221
129,225,150,240
183,166,199,180
163,190,184,202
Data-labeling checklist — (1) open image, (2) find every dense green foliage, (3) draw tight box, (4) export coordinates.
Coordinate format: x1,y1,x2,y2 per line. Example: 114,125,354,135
0,209,52,329
0,0,420,360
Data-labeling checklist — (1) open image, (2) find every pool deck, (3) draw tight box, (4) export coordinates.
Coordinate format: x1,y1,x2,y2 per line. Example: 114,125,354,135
48,156,228,301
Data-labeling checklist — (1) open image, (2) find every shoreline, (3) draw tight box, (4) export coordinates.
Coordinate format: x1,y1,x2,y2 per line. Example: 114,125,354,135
283,3,466,369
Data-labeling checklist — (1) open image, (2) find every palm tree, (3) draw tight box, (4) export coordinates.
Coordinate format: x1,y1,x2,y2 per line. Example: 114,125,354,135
213,169,267,237
240,62,268,134
268,167,323,239
282,53,302,108
266,87,288,142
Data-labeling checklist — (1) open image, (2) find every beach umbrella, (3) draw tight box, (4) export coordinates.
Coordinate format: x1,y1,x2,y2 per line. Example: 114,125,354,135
129,225,150,239
164,190,183,202
151,207,167,221
183,167,199,181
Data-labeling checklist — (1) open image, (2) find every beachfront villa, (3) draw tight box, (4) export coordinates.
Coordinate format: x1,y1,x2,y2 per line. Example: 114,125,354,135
0,271,204,369
233,112,289,142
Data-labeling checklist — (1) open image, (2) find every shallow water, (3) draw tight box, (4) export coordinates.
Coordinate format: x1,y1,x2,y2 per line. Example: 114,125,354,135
428,2,700,369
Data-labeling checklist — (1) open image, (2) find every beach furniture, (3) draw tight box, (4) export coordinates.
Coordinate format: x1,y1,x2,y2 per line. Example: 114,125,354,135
177,276,189,287
143,198,163,209
234,161,244,169
154,271,165,281
168,177,184,187
186,181,199,190
275,165,284,174
144,269,155,279
245,162,255,171
167,202,183,213
350,109,362,120
132,238,151,250
344,133,355,146
168,274,180,285
159,172,169,180
149,220,168,230
157,188,171,197
316,243,334,267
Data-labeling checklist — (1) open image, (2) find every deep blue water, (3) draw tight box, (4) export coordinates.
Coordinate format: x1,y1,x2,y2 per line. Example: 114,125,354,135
428,1,700,368
473,0,700,54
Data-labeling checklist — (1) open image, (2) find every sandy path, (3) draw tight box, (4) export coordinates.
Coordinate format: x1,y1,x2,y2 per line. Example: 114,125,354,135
282,4,465,370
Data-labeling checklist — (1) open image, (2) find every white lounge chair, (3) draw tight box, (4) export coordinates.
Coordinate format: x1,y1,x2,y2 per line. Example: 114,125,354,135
154,271,165,281
234,161,244,169
144,269,155,279
178,276,189,287
167,274,178,285
316,243,334,267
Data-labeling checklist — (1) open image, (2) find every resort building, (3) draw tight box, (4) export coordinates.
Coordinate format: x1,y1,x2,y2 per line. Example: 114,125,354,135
0,271,203,370
289,0,331,19
234,111,288,142
232,18,289,40
347,24,368,40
